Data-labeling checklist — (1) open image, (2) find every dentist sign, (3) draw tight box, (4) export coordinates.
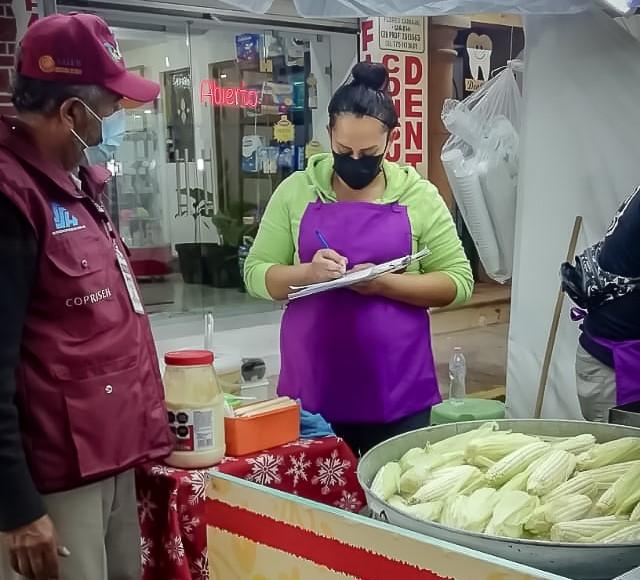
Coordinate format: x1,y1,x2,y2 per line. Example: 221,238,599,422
360,17,428,178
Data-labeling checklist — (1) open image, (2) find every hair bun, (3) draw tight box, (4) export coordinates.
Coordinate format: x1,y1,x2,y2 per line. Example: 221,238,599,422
351,62,389,91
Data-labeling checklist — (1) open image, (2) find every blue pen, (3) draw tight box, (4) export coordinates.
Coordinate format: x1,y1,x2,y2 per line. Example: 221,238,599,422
315,230,330,249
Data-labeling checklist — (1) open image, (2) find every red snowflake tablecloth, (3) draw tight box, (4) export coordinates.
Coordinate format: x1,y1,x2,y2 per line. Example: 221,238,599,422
136,437,365,580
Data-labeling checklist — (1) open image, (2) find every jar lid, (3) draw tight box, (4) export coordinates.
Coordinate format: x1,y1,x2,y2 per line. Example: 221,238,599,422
164,350,214,366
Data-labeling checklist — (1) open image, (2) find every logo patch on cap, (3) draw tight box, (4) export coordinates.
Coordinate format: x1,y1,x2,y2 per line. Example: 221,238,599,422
38,55,56,74
104,42,123,63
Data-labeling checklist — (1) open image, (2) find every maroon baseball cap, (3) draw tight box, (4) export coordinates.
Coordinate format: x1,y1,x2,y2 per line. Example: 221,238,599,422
18,13,159,103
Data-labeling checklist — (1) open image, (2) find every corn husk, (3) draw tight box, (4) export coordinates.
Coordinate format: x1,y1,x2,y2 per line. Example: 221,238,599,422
465,432,539,467
459,488,500,532
371,462,401,501
400,501,444,522
524,494,592,535
399,448,428,473
552,434,597,455
484,491,539,539
428,422,499,455
459,472,489,496
595,463,640,516
576,438,640,471
630,501,640,522
387,495,407,511
499,470,530,493
410,465,480,504
550,516,630,543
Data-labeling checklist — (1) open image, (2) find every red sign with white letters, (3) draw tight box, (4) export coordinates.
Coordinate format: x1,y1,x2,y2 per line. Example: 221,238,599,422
360,18,428,177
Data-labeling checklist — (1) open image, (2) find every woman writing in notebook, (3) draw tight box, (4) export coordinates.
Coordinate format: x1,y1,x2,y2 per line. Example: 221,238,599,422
244,62,472,455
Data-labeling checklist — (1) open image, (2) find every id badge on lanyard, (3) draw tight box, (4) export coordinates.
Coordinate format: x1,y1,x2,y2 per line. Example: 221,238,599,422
90,198,145,315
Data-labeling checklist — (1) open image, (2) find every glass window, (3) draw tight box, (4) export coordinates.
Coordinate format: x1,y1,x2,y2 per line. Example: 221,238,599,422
103,20,357,320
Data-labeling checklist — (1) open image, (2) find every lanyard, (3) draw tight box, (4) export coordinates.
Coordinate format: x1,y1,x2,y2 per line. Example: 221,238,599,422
84,195,145,315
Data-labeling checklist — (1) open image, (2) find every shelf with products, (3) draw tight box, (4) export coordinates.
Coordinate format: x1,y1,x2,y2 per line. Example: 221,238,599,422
210,32,316,222
113,106,171,278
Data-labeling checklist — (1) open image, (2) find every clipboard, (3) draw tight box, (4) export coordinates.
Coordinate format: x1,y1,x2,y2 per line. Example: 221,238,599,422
287,247,431,301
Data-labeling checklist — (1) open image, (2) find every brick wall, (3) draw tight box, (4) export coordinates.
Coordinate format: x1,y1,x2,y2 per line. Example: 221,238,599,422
0,0,36,116
0,0,17,115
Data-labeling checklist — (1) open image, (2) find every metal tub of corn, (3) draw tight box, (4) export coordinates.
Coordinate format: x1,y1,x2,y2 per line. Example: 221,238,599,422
357,419,640,580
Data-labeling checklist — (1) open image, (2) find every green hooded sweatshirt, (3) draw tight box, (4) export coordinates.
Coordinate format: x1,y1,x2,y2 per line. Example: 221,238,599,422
244,153,473,303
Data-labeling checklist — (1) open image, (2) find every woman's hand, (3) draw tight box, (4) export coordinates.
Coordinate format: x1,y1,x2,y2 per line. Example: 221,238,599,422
307,249,348,284
349,263,389,296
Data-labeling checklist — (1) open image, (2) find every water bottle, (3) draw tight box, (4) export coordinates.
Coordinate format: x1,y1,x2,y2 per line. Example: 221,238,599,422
204,311,214,351
448,347,467,403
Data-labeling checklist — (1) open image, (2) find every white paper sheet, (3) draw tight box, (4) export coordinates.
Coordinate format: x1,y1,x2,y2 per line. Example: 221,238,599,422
287,248,430,300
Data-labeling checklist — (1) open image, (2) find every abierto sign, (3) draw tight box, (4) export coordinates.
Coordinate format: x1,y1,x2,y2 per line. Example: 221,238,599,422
361,18,428,177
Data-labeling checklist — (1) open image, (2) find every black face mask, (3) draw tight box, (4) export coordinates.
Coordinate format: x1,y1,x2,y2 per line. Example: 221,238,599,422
332,151,384,190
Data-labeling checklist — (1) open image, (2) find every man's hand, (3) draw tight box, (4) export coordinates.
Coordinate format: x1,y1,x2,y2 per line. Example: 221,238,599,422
3,515,62,580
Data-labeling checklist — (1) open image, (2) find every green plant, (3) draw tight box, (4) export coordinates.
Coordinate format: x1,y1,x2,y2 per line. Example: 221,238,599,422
211,201,258,247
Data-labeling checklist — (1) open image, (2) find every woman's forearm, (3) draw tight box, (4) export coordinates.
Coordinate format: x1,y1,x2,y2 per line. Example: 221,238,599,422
377,272,458,308
265,264,312,301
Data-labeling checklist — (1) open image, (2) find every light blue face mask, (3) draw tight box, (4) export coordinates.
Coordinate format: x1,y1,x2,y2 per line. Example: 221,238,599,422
72,101,126,165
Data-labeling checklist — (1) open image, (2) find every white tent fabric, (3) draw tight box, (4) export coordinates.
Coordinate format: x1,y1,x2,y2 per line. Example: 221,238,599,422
215,0,624,17
506,9,640,418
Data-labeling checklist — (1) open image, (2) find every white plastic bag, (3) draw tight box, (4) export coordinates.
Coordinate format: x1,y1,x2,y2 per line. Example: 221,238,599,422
441,64,522,283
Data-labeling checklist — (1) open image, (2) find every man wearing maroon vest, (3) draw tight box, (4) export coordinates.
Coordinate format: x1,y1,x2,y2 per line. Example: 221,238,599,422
0,13,172,580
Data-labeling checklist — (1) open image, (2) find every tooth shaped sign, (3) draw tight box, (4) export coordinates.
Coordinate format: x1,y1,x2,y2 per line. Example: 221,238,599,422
466,33,493,83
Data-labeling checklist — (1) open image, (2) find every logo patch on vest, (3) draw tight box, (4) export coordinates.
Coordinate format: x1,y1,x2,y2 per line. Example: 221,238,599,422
52,203,86,235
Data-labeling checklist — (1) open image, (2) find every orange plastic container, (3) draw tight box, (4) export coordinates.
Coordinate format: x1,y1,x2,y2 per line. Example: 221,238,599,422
224,403,300,456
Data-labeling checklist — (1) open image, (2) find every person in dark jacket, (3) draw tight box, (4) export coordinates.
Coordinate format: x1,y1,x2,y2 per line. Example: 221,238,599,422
0,13,172,580
575,187,640,421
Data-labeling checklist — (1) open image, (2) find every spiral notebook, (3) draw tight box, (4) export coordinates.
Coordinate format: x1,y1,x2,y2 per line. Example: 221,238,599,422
287,247,430,301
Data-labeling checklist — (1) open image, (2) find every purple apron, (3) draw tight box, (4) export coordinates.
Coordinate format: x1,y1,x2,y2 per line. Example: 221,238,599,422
278,200,440,424
572,308,640,406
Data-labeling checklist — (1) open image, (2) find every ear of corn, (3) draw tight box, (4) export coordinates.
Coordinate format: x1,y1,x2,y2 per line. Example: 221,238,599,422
485,442,552,487
371,462,401,501
581,461,640,497
541,474,598,504
595,463,640,516
526,449,577,497
552,434,597,455
525,494,592,535
550,516,630,543
465,432,539,467
576,438,640,471
597,522,640,544
410,465,480,504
